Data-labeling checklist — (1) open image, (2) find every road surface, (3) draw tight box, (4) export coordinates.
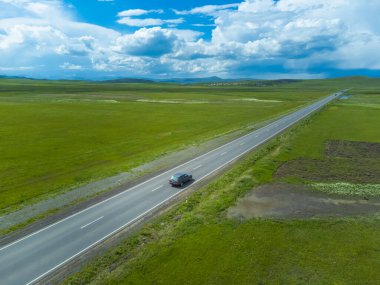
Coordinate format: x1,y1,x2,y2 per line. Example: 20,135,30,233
0,90,347,285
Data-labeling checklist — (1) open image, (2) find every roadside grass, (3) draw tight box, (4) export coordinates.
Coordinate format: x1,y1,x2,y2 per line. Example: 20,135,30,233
0,78,343,214
108,220,380,285
64,80,380,285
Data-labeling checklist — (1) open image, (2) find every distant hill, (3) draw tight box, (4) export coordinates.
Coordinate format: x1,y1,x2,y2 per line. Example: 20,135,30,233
158,76,245,84
200,78,304,87
0,75,32,80
242,79,303,86
102,78,155,84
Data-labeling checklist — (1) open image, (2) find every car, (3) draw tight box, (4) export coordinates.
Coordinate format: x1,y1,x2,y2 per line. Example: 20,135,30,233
169,173,193,187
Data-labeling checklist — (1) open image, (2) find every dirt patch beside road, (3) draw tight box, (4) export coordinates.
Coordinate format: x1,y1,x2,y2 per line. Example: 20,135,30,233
227,183,380,220
325,140,380,159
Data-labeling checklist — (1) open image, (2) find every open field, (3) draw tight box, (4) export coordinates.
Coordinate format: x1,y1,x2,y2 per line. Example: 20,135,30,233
0,78,345,214
64,78,380,284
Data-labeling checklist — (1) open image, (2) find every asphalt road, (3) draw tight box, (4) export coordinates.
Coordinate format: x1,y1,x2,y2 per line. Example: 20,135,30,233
0,90,347,285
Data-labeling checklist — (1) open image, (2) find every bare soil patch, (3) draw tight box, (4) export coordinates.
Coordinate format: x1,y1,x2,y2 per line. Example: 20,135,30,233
325,140,380,159
227,183,380,220
275,140,380,183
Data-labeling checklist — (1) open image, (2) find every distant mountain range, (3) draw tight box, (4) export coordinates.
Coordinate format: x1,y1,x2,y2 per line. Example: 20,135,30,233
101,78,155,84
0,75,371,85
156,76,245,84
0,75,33,80
101,76,242,84
0,75,244,84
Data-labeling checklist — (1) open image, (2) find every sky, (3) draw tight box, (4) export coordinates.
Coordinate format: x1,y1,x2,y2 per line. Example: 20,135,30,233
1,0,380,80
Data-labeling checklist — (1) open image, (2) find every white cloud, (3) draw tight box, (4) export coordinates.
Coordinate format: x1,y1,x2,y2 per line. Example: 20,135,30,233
0,0,119,77
60,62,83,70
0,24,66,50
117,17,184,27
173,3,239,16
197,0,380,76
113,27,178,57
116,8,183,28
192,23,216,27
117,9,163,17
0,65,35,71
1,0,380,79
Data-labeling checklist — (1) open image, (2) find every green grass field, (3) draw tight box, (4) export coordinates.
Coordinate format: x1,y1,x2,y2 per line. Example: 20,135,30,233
64,78,380,285
111,220,380,285
0,78,343,214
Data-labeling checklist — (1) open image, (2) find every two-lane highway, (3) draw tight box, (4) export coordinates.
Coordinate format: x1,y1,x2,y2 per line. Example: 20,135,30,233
0,90,348,285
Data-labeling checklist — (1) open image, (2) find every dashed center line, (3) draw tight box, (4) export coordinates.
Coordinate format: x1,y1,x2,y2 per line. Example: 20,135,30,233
81,216,104,229
220,151,227,156
193,165,202,170
152,185,163,192
240,142,245,146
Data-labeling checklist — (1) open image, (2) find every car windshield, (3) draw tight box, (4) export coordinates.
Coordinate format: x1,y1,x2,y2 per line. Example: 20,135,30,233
171,173,184,181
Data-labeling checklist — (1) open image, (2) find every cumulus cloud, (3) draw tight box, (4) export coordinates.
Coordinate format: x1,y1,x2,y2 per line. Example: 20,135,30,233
60,62,83,70
117,17,184,27
173,3,239,16
117,9,163,17
0,0,119,77
197,0,380,77
0,65,35,71
113,27,178,57
1,0,380,79
117,8,183,28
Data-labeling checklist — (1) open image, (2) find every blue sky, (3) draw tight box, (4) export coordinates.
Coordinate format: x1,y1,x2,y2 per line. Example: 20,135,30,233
1,0,380,79
67,0,237,36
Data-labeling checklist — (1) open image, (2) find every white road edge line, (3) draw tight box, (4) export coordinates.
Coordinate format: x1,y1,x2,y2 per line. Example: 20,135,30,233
23,92,344,285
151,185,163,192
193,165,202,170
0,92,344,255
80,216,104,229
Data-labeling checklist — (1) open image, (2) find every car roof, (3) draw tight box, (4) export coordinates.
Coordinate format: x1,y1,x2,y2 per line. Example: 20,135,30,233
172,173,185,178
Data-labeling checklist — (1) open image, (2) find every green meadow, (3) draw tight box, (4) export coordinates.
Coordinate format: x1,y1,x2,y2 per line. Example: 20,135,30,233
65,78,380,285
0,78,342,214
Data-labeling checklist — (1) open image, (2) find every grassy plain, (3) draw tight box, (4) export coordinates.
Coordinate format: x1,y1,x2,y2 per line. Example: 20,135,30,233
65,77,380,284
0,78,342,214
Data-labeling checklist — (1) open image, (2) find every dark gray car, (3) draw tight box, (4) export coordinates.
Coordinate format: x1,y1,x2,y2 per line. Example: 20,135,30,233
169,173,193,187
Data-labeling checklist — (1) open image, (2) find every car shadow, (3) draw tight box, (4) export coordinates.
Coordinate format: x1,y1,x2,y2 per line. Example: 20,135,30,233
173,178,195,189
